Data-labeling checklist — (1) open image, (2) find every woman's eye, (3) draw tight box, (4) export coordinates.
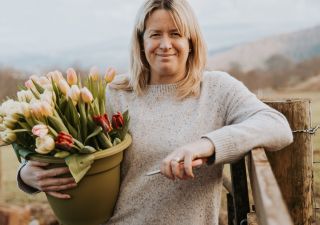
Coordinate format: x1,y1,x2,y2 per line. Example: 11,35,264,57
150,34,159,37
172,33,181,37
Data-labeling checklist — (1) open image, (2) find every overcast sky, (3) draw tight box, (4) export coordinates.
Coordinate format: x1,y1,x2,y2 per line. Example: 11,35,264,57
0,0,319,72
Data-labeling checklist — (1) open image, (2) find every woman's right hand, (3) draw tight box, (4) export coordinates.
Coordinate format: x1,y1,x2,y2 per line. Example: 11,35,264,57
20,161,77,199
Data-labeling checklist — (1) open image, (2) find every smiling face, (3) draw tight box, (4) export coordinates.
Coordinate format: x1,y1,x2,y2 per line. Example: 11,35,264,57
143,9,190,84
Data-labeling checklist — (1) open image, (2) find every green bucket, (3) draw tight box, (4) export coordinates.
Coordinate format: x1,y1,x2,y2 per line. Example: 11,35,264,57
27,134,132,225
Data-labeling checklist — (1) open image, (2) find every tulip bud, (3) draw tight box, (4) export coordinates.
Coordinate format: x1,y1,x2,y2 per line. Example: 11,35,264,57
40,90,55,107
0,129,17,143
32,124,49,138
29,75,40,84
17,90,34,102
52,71,64,84
3,114,19,129
112,112,124,129
20,102,31,118
67,85,81,105
30,100,43,119
40,101,53,117
89,67,99,81
35,135,55,154
67,68,78,85
104,68,116,83
80,87,93,103
58,79,70,95
25,79,34,89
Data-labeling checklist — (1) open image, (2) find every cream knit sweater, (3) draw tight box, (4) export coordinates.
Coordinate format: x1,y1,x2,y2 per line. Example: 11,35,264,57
103,71,293,225
17,71,293,224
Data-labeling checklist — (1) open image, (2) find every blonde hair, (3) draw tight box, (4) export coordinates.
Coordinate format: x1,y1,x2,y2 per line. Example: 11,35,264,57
112,0,207,99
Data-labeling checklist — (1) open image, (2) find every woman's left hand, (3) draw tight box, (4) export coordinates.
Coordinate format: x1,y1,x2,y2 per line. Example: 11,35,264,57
160,138,215,180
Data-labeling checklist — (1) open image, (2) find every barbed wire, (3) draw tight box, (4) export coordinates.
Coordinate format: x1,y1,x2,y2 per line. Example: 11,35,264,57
292,124,320,135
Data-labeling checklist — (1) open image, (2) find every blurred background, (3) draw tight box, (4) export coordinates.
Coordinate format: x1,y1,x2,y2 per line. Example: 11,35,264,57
0,0,320,224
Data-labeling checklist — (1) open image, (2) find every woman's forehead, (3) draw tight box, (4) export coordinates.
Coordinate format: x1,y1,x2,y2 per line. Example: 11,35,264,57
145,9,184,33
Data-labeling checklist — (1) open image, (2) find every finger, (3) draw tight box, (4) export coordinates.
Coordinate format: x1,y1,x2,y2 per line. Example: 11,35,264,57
37,167,71,179
38,177,76,189
183,156,194,178
47,191,71,199
170,160,180,179
29,161,50,167
43,182,77,192
160,159,175,180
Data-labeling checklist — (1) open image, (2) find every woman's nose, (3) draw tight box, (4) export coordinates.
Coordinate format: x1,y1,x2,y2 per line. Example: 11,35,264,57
159,36,172,50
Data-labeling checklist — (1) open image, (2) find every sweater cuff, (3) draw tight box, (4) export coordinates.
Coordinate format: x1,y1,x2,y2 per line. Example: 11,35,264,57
202,128,237,165
17,163,41,194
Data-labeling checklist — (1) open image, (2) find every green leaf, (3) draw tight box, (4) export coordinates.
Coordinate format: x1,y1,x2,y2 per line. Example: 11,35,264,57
31,79,44,94
84,127,102,144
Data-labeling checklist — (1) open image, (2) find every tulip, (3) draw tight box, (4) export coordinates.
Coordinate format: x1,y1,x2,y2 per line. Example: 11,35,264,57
35,135,55,154
0,129,17,143
17,90,34,102
3,114,19,129
89,67,99,81
55,131,74,151
30,100,53,119
32,124,49,138
93,113,113,134
40,101,54,117
40,89,55,107
25,80,34,89
104,68,116,83
80,87,93,103
67,85,81,105
112,112,124,129
0,99,22,116
52,71,64,84
20,102,31,118
58,79,70,95
67,68,78,85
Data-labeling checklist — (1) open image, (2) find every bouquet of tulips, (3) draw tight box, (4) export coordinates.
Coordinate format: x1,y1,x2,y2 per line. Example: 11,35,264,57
0,67,129,181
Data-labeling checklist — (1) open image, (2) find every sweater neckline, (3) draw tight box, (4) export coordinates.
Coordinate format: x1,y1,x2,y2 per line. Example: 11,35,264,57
146,83,178,95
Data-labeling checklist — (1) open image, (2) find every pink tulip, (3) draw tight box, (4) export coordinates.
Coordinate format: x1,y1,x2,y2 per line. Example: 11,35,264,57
80,87,93,103
32,124,49,138
25,80,34,89
67,68,78,85
104,67,116,83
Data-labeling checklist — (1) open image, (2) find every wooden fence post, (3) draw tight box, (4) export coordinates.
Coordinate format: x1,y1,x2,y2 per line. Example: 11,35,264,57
264,99,313,225
0,150,2,203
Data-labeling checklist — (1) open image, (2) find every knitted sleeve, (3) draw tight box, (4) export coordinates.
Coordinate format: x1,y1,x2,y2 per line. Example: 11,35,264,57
202,73,293,165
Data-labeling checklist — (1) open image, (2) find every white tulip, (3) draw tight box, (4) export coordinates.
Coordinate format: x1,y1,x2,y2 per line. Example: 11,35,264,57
35,135,55,154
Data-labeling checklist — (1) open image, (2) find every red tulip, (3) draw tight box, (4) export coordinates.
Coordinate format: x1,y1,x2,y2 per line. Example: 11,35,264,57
93,113,113,133
55,131,74,151
112,112,124,129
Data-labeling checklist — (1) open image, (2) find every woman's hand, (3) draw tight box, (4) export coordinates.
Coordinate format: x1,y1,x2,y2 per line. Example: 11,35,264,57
20,161,77,199
160,138,215,180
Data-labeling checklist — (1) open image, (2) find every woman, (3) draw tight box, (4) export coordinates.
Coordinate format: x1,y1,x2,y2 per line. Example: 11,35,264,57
18,0,293,224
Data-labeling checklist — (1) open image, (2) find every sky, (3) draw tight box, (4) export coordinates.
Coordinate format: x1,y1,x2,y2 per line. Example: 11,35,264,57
0,0,319,73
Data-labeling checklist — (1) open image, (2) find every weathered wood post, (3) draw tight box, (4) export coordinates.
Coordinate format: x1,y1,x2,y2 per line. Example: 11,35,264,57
0,149,3,203
264,99,313,225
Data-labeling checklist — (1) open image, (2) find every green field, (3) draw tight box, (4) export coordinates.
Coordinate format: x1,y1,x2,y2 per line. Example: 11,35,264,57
1,90,319,222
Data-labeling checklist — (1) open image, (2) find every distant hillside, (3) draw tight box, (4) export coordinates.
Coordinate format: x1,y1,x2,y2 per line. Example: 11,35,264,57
207,25,320,71
288,74,320,92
